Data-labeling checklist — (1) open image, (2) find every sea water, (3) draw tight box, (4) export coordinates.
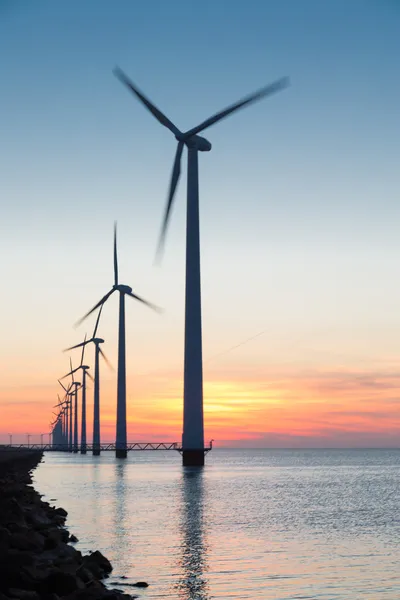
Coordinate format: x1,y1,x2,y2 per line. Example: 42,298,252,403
34,449,400,599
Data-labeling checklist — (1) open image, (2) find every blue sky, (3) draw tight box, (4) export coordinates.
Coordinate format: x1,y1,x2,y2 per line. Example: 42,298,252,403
1,0,400,442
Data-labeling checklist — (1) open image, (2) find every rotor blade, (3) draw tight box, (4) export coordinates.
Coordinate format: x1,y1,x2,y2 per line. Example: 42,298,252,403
93,304,104,339
58,379,68,392
80,333,87,367
126,290,162,313
86,371,94,382
99,347,114,371
155,141,184,262
75,289,114,328
183,77,290,139
64,339,93,352
114,222,119,287
60,366,81,381
70,358,74,383
113,67,181,137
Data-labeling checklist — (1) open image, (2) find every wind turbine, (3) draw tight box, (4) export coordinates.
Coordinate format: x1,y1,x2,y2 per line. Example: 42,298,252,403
58,380,74,452
66,305,112,456
55,387,72,451
61,336,93,454
114,68,289,465
75,223,160,459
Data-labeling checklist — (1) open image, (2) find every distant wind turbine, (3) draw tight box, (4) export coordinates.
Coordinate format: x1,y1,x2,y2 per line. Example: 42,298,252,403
114,67,289,465
75,223,160,458
55,384,73,450
66,305,112,456
61,340,93,454
58,379,74,452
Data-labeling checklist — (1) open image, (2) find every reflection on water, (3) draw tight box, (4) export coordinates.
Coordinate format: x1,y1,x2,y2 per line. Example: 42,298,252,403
33,449,400,599
113,460,128,569
176,468,209,600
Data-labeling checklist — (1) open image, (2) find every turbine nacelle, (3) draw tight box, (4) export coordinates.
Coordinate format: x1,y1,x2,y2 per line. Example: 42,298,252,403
178,134,212,152
115,284,133,294
93,337,105,344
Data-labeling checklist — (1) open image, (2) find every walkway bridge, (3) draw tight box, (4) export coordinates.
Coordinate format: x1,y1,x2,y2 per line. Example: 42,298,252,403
1,441,213,455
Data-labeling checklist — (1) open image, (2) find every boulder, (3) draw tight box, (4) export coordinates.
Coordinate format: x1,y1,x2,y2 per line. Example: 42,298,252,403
9,531,45,552
82,551,112,577
40,570,85,595
8,589,40,600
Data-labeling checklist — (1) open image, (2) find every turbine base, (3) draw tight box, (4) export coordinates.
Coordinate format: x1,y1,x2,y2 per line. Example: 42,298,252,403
182,449,205,466
81,448,87,455
116,449,127,459
93,448,101,456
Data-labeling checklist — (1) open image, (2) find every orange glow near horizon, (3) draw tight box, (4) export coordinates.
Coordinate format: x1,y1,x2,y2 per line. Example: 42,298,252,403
1,365,400,447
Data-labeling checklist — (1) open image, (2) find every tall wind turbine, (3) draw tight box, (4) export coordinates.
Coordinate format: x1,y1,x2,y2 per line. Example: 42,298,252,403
114,68,289,465
66,306,112,456
75,223,160,458
61,348,93,454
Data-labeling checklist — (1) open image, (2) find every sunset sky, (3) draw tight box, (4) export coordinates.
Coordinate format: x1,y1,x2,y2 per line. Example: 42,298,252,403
1,0,400,446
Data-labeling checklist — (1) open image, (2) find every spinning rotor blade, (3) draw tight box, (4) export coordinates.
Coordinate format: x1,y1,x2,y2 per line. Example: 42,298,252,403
93,304,104,339
75,289,115,328
184,77,289,139
114,222,119,286
64,339,93,352
86,371,94,382
80,333,87,367
113,67,181,136
70,358,74,383
99,347,114,371
60,366,80,381
155,140,184,262
58,379,68,393
126,290,162,313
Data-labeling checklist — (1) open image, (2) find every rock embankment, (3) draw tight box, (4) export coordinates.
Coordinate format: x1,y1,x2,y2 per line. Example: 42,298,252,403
0,450,137,600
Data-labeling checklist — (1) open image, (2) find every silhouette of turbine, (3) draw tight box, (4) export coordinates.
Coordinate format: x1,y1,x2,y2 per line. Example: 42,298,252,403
75,223,160,459
65,306,112,456
61,336,93,455
114,67,289,465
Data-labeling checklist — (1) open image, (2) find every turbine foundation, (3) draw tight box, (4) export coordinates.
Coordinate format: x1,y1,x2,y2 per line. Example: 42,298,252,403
182,449,205,466
116,449,127,459
93,448,100,456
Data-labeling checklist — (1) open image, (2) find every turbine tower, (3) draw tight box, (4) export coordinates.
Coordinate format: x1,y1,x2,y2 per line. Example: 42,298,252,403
114,68,289,465
76,223,160,459
66,306,112,456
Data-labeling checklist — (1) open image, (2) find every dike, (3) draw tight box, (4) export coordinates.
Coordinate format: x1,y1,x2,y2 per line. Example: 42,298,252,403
0,449,139,600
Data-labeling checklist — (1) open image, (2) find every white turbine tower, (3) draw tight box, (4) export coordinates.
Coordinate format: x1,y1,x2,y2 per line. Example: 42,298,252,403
76,223,160,458
114,68,289,465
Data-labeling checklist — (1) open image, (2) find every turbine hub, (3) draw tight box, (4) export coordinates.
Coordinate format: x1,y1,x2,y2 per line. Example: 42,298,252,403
183,135,212,152
93,338,105,344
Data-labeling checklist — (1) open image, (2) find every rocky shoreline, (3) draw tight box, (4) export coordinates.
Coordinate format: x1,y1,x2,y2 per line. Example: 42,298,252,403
0,450,145,600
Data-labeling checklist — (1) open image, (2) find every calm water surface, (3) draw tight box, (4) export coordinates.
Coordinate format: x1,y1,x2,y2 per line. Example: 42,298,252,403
34,449,400,599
